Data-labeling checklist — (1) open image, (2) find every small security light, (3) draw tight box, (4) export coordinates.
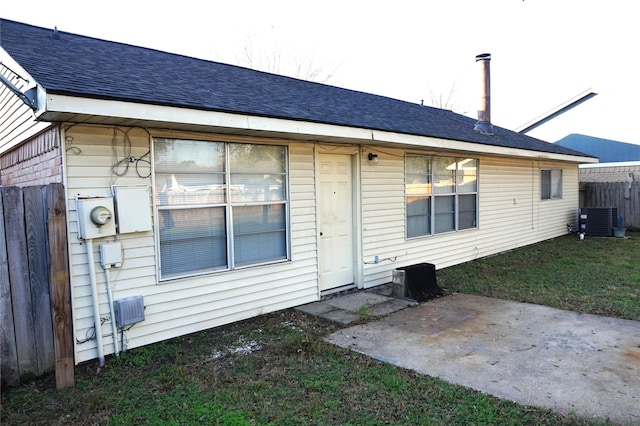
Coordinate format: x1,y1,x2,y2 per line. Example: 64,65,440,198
368,153,379,164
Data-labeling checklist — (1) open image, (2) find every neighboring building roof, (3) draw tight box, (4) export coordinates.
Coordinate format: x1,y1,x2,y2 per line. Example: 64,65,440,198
1,18,593,159
555,134,640,163
580,160,640,169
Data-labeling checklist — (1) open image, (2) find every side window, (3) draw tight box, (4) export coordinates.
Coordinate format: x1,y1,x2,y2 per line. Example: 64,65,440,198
406,154,478,238
541,169,562,200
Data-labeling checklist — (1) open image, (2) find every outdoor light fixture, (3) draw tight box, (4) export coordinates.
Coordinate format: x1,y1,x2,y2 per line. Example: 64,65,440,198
368,153,379,164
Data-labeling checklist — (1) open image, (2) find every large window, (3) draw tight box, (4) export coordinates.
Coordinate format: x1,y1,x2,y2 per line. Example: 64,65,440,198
541,169,562,200
154,138,289,279
406,154,478,238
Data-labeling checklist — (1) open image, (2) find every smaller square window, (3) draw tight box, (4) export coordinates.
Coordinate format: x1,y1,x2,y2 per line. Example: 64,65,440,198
405,154,478,238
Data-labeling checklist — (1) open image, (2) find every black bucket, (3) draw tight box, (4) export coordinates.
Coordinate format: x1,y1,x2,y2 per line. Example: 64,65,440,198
392,263,445,302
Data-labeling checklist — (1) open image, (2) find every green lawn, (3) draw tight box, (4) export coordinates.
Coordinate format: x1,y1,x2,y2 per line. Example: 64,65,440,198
3,233,637,425
438,232,640,321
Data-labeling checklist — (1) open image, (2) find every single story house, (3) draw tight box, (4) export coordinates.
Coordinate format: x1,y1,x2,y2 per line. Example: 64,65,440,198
1,19,596,365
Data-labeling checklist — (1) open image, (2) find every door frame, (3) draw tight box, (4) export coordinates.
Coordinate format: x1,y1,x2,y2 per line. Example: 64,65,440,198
315,145,363,296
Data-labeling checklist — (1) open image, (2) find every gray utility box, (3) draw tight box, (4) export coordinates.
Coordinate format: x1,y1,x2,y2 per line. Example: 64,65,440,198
113,296,145,328
392,263,445,303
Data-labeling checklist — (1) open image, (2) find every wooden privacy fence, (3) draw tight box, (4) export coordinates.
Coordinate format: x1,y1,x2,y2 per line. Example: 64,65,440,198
1,183,74,389
580,181,640,230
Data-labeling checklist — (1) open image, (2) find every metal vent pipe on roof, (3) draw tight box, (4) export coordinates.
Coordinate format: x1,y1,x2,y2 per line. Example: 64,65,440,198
474,53,494,135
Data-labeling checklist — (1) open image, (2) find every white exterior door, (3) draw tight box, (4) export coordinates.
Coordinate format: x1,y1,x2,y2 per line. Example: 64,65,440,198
318,153,354,292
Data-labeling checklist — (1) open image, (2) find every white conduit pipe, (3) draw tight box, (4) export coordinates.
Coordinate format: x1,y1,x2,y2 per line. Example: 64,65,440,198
86,239,105,368
103,266,119,356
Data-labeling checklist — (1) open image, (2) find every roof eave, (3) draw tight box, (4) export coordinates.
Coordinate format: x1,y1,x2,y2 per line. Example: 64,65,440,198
39,93,596,163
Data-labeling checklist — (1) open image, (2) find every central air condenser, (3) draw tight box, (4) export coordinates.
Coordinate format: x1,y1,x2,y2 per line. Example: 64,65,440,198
579,207,617,237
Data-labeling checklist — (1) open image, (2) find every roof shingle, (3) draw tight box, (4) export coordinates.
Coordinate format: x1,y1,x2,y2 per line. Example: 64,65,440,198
0,18,592,158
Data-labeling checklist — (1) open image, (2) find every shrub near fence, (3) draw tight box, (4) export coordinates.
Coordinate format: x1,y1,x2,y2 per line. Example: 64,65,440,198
1,183,73,390
580,181,640,230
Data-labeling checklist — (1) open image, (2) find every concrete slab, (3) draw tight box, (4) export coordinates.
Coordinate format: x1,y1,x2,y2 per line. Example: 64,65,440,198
367,298,415,316
296,285,417,325
326,293,640,424
320,310,362,325
324,292,390,311
295,301,337,316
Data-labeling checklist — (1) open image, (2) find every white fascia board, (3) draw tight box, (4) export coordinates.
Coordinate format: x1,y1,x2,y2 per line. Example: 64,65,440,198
369,129,597,163
43,93,373,139
43,94,596,164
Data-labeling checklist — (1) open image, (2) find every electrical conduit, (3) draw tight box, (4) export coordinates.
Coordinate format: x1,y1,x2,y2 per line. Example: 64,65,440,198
103,265,119,356
86,239,105,368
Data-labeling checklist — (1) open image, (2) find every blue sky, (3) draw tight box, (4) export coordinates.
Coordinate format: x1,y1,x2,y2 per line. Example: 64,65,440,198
3,0,638,144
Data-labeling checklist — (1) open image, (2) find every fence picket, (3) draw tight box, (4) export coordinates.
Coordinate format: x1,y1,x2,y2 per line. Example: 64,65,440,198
47,183,74,389
0,188,20,387
3,187,38,380
24,186,55,376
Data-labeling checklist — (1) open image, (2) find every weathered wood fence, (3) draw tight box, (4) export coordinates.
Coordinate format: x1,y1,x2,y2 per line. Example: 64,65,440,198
580,181,640,230
1,183,74,389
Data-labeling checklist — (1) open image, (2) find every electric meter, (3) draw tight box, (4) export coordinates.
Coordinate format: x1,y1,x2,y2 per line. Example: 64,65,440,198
76,196,116,239
90,206,112,226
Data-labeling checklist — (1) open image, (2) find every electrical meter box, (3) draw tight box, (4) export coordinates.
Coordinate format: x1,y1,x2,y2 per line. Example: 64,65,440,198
76,196,117,239
113,186,153,234
99,242,123,268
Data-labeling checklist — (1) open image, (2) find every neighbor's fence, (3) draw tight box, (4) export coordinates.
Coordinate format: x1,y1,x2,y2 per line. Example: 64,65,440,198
1,183,74,389
580,181,640,230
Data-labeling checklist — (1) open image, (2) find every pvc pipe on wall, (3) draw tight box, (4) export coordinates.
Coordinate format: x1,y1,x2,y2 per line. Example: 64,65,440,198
86,239,105,368
103,267,119,356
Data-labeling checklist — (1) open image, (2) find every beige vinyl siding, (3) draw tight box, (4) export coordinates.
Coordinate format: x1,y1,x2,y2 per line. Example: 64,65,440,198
537,160,579,238
65,125,318,364
361,151,579,288
63,122,581,362
361,149,407,285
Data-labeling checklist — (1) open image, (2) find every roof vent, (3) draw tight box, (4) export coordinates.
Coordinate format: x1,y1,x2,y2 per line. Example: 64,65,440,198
51,26,61,40
474,53,494,135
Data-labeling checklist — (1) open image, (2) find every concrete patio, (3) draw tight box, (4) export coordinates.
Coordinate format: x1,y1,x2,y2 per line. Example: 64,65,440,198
298,288,640,424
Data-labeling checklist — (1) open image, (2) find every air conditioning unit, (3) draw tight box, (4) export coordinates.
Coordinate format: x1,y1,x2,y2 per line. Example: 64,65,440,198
578,207,617,237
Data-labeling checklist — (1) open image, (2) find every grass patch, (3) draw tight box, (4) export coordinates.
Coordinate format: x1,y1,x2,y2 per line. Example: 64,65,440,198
438,232,640,321
4,233,636,425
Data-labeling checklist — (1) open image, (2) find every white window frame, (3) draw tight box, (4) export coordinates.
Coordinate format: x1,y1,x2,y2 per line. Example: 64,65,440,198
541,169,562,200
405,154,478,238
152,138,290,280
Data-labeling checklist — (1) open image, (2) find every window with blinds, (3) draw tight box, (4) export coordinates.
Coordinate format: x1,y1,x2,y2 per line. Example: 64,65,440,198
153,138,289,279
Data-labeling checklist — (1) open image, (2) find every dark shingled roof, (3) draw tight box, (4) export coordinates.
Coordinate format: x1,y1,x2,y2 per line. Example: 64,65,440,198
1,18,592,158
